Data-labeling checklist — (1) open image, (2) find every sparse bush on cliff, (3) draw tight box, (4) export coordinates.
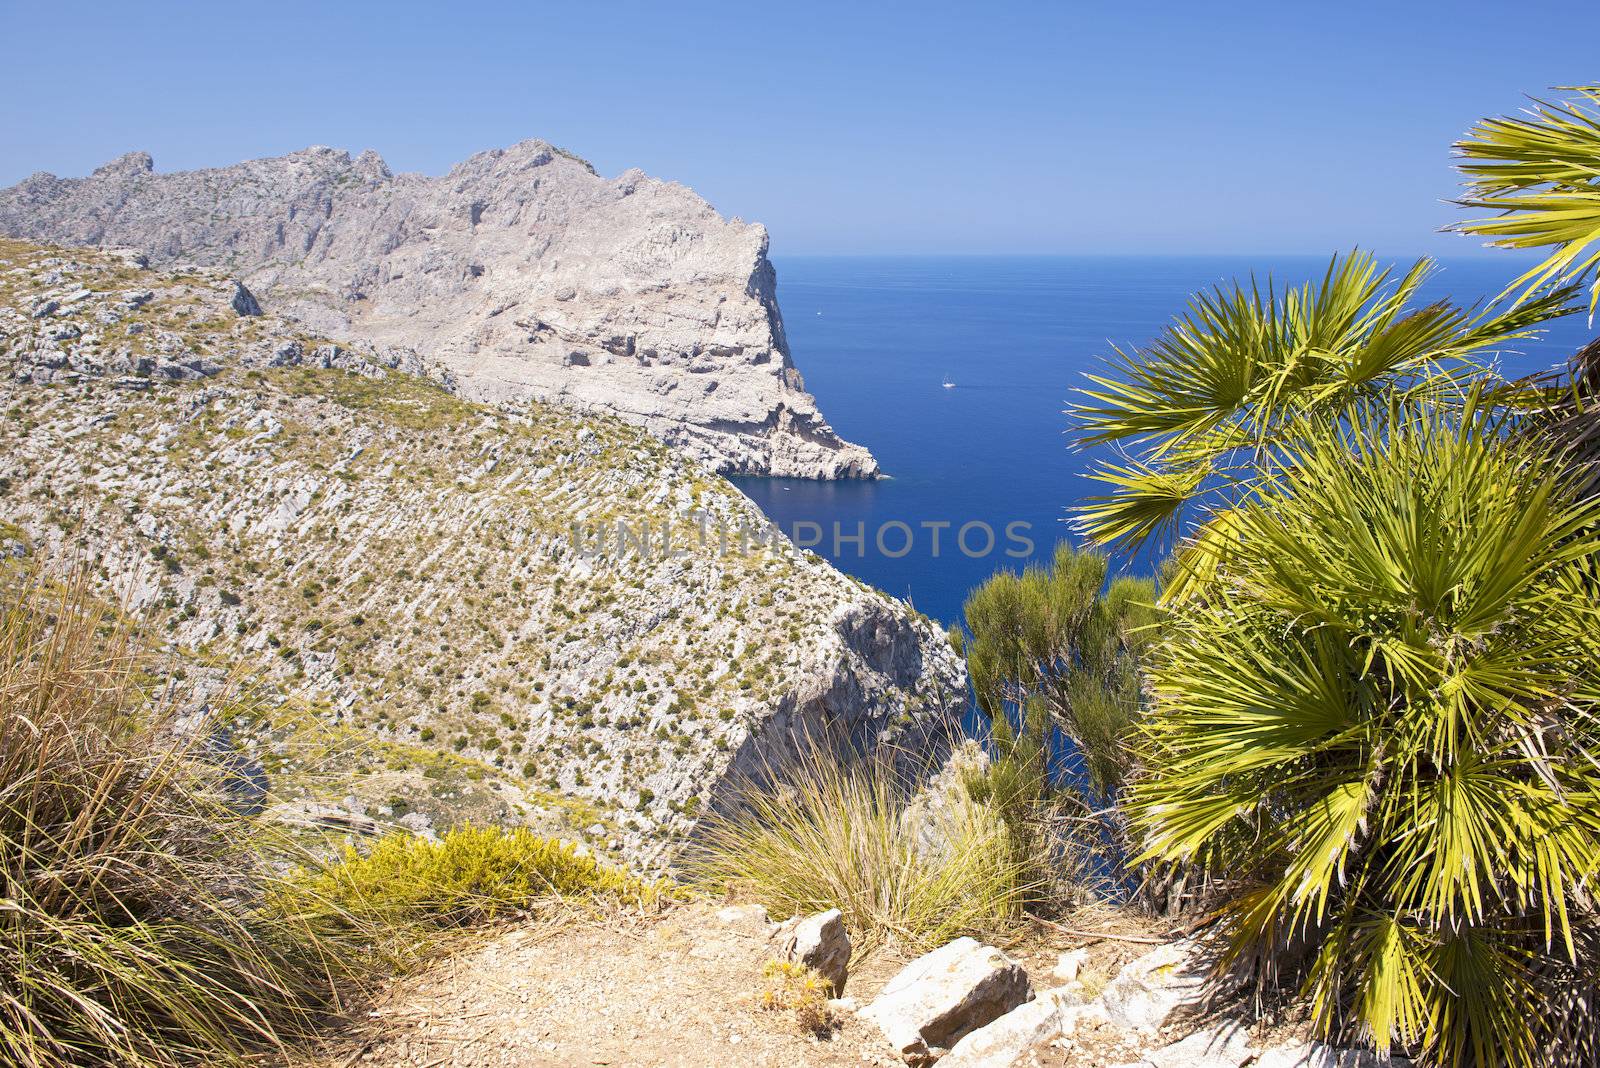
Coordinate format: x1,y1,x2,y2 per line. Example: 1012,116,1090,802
688,748,1038,953
960,542,1159,903
0,573,351,1068
965,542,1157,801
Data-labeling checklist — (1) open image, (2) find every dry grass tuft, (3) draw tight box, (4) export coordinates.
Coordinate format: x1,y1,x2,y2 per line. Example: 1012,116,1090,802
0,570,357,1068
689,747,1039,955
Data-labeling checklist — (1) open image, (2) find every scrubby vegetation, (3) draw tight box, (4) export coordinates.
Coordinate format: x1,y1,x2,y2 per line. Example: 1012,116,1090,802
6,76,1600,1068
958,542,1158,903
0,571,676,1064
689,748,1038,953
756,959,837,1035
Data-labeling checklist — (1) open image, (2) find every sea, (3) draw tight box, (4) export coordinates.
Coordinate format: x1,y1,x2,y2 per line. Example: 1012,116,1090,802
735,255,1597,628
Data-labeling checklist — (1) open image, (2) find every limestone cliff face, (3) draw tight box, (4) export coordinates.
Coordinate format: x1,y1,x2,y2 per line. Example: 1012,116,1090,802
0,143,877,479
0,241,950,867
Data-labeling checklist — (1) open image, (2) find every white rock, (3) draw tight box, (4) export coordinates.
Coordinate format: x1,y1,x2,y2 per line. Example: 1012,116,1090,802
777,907,851,993
1143,1023,1255,1068
1252,1041,1412,1068
859,937,1033,1065
940,989,1104,1068
0,144,878,478
1100,940,1211,1033
1052,947,1089,983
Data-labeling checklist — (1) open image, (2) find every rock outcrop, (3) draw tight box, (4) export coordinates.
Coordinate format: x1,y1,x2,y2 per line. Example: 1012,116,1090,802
0,143,878,479
860,938,1034,1065
776,909,851,994
0,240,954,868
940,990,1105,1068
1100,939,1214,1034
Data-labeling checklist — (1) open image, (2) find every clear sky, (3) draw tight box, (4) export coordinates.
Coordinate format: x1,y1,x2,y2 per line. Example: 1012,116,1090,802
3,0,1596,256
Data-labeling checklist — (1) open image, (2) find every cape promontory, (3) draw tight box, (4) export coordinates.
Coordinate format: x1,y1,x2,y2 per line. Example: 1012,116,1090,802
0,238,956,866
0,142,877,478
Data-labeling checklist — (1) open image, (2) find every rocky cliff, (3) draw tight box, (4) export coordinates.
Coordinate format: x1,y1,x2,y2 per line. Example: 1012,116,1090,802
0,240,954,867
0,143,877,479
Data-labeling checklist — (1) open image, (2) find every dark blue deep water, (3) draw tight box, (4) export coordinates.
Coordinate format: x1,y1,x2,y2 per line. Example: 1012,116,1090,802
736,255,1597,626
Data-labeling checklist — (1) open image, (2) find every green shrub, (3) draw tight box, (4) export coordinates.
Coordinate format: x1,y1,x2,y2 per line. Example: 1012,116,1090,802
296,825,666,932
963,543,1155,803
961,543,1159,904
1069,204,1600,1064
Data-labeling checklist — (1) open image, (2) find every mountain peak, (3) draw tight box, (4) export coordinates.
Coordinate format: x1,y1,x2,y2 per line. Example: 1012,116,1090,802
91,151,154,179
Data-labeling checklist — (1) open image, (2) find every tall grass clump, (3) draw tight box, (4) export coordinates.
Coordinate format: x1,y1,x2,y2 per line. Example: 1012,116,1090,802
689,749,1039,953
0,572,350,1068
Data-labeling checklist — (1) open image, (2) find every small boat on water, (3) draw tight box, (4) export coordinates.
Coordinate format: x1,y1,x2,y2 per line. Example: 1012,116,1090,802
942,378,956,389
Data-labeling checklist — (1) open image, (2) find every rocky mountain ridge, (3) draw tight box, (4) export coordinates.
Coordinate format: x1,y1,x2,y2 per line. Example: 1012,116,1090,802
0,142,878,479
0,239,956,867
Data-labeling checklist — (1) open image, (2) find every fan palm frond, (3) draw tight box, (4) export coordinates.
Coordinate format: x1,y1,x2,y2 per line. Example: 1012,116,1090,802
1453,86,1600,318
1129,408,1600,1066
1070,252,1574,553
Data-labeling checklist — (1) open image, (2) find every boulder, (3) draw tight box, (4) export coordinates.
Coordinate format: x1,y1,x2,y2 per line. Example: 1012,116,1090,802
230,280,262,316
1109,1028,1413,1068
776,908,850,993
941,989,1105,1068
1252,1041,1412,1068
859,937,1033,1065
1144,1023,1255,1068
1100,940,1211,1033
901,739,990,861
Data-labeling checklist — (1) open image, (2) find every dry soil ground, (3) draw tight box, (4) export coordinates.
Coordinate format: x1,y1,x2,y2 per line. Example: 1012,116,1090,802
303,902,1175,1068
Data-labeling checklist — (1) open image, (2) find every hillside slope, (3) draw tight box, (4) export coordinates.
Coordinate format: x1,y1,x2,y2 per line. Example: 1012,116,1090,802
0,240,960,867
0,144,877,479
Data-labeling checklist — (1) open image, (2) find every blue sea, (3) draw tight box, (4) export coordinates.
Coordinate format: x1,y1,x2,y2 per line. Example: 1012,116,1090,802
737,255,1597,627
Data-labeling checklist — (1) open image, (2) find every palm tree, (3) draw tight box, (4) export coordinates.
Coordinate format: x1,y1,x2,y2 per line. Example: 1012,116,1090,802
1125,407,1600,1067
1063,86,1600,1065
1069,254,1597,1064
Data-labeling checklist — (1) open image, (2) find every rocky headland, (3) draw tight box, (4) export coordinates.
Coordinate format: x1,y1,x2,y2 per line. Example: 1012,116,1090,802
0,143,877,478
0,239,955,867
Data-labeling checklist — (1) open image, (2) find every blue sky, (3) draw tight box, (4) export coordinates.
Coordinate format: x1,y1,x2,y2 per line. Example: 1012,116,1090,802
4,0,1596,255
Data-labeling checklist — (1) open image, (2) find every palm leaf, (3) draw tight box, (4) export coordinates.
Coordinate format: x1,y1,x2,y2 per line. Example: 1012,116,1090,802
1454,86,1600,317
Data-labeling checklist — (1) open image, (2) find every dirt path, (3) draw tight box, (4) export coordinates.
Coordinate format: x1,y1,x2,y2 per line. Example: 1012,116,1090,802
308,903,1166,1068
